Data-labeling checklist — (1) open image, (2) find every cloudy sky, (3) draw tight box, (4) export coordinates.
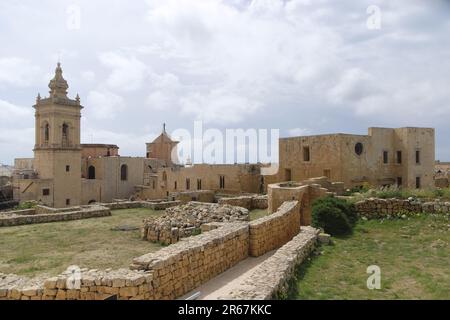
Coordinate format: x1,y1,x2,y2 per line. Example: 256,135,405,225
0,0,449,165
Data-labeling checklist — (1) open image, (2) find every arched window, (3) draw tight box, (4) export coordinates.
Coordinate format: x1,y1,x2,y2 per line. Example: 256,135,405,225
121,164,128,181
62,123,69,145
88,166,96,179
44,123,49,142
62,123,68,137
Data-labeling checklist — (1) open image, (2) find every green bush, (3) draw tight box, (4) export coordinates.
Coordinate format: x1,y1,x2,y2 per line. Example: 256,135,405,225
311,197,357,236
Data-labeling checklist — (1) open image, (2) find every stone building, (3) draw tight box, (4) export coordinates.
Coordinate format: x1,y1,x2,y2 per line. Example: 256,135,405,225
265,127,435,189
13,64,263,207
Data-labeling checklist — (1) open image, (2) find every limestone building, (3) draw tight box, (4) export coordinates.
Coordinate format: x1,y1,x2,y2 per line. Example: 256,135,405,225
266,127,435,189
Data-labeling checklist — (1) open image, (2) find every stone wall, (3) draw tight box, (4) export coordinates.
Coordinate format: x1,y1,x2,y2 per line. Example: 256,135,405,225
103,200,180,211
268,181,329,225
169,190,215,204
217,195,268,210
132,222,249,299
0,205,111,227
217,226,319,300
248,201,300,257
355,198,450,219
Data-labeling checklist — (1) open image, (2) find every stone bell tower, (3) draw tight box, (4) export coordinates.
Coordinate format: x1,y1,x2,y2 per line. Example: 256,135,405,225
33,63,82,207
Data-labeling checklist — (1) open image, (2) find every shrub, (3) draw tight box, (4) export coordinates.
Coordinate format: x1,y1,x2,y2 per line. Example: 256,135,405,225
311,197,357,236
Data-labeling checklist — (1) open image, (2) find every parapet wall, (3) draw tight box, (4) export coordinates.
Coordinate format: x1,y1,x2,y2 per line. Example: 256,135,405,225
217,195,268,210
249,201,300,257
217,226,319,300
355,198,450,219
169,190,215,204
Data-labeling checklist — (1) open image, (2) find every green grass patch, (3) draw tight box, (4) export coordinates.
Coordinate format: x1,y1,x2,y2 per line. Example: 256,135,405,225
290,214,450,300
0,208,163,277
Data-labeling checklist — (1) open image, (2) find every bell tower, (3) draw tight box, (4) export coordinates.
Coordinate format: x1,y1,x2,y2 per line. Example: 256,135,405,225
33,63,82,207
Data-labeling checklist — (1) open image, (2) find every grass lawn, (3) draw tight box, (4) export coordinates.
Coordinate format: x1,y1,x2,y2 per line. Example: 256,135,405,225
0,208,163,277
249,209,269,221
291,214,450,300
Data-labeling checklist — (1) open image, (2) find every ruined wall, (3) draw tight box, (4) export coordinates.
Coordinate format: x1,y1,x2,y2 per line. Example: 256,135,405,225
268,180,334,226
216,194,268,210
169,190,215,203
0,205,111,227
355,198,450,219
142,202,249,245
249,201,300,257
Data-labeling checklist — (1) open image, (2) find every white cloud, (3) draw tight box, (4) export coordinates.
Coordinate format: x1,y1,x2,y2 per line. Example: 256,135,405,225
99,52,149,91
0,99,33,120
0,57,41,87
86,89,126,120
1,0,450,163
179,90,261,124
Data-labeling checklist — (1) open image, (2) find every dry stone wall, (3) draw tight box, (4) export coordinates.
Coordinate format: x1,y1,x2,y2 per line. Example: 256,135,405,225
249,201,300,257
103,200,180,211
132,222,249,299
355,198,450,219
217,195,268,210
217,226,319,300
0,205,111,227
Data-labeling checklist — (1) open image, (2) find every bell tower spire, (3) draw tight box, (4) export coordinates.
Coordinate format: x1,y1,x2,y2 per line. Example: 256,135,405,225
48,62,69,99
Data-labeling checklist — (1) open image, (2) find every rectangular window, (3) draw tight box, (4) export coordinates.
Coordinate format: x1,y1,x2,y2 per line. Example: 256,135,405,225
42,188,50,196
66,199,71,206
66,165,70,172
416,150,420,164
383,151,388,164
174,181,177,190
197,179,202,190
397,177,402,187
186,178,190,190
152,180,155,189
416,177,421,189
396,151,402,164
303,146,310,162
219,176,225,189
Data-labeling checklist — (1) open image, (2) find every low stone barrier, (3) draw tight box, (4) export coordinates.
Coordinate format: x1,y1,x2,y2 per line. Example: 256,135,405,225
169,190,215,204
103,200,180,211
355,198,450,219
0,208,36,216
217,226,319,300
132,222,249,299
0,205,111,227
249,201,300,257
218,195,268,210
